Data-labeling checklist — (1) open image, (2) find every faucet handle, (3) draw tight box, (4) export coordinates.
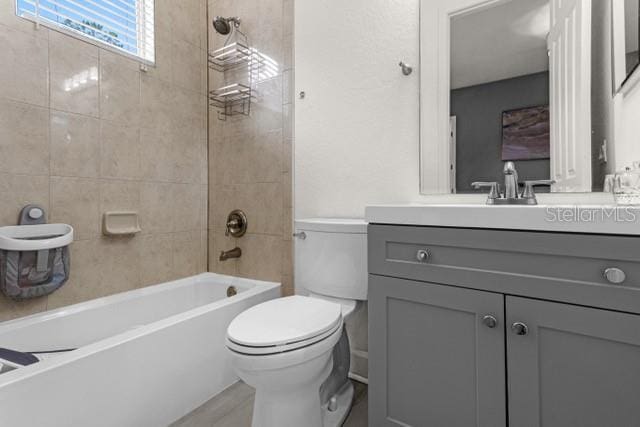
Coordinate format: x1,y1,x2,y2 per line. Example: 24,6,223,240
522,180,556,200
471,182,500,200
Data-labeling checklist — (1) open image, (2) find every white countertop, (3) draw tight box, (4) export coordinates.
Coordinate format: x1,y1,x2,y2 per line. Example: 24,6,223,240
365,199,640,236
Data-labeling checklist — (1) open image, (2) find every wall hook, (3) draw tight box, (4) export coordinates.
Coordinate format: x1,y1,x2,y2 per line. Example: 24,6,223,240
399,61,413,76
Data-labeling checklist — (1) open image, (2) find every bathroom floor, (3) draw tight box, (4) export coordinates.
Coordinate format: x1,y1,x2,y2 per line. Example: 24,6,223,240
170,380,368,427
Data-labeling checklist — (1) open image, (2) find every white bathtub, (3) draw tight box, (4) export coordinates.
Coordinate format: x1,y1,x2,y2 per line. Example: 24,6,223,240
0,273,280,427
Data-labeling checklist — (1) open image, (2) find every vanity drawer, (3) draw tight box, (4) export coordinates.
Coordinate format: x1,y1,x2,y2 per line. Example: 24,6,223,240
368,225,640,314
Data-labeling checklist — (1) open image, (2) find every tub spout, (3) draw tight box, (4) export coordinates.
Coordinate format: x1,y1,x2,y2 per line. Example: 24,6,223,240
219,247,242,261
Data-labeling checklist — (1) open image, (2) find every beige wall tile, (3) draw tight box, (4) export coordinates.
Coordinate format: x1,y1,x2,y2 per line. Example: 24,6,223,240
0,295,48,322
139,126,174,182
100,51,141,126
172,125,201,183
172,230,202,278
100,180,141,213
234,182,283,236
0,24,48,106
49,32,100,117
283,103,293,140
172,39,203,94
140,74,173,130
170,0,203,47
139,181,173,234
283,0,294,37
283,31,293,71
255,82,284,134
139,233,174,286
172,183,202,232
50,177,101,240
50,111,101,178
281,274,293,297
97,236,142,293
0,99,49,175
257,0,284,65
282,240,292,277
0,173,49,227
200,229,209,272
48,237,140,309
201,185,209,232
237,234,283,282
283,69,294,105
100,121,141,180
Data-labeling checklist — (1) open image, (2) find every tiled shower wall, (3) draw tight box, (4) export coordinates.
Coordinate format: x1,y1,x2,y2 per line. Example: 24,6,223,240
207,0,294,295
0,0,209,321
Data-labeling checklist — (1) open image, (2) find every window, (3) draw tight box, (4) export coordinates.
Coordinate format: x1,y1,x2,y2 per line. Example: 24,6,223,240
16,0,155,63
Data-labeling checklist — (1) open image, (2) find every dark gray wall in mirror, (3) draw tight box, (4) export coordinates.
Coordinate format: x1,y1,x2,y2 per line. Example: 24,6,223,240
451,72,550,193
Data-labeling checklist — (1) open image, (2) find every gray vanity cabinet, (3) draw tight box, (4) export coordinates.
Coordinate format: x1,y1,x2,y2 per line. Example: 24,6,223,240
506,296,640,427
369,275,506,427
368,225,640,427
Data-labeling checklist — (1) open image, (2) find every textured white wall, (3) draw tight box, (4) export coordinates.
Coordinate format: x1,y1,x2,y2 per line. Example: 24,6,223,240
614,84,640,170
294,0,420,219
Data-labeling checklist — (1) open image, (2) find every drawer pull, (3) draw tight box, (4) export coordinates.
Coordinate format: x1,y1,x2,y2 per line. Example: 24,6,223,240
604,268,626,284
416,249,430,263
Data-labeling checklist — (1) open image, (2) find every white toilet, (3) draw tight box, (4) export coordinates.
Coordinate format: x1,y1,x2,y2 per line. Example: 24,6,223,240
226,218,367,427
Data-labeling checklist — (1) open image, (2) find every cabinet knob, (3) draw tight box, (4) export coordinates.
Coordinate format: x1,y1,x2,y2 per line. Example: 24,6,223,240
416,249,430,263
603,267,626,284
511,322,529,336
482,315,498,329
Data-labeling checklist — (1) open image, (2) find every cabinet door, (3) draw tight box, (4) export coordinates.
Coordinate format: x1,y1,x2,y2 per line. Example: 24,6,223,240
369,275,506,427
507,296,640,427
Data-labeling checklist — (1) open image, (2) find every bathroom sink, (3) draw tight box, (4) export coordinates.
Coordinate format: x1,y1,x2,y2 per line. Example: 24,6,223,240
365,203,640,236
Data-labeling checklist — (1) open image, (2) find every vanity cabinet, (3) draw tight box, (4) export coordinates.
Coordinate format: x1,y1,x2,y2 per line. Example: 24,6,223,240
506,297,640,427
369,275,506,427
368,225,640,427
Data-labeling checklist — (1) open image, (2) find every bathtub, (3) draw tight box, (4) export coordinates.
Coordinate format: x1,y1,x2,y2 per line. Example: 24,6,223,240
0,273,280,427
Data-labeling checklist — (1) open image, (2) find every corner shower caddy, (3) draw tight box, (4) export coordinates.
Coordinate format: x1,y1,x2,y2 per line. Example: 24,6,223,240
208,19,263,120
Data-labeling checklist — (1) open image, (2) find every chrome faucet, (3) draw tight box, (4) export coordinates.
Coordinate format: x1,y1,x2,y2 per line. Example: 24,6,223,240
472,162,555,205
219,247,242,261
503,161,519,200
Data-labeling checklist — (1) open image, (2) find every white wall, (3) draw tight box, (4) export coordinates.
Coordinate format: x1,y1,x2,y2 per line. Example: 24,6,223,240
294,0,420,219
614,84,640,170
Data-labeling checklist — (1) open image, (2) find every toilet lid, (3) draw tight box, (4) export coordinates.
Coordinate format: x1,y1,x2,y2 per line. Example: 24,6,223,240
227,296,342,348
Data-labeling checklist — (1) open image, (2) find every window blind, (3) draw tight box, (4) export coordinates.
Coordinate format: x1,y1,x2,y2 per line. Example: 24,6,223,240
16,0,155,63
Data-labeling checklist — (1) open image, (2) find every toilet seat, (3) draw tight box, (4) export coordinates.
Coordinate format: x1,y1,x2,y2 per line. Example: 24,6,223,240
226,296,343,356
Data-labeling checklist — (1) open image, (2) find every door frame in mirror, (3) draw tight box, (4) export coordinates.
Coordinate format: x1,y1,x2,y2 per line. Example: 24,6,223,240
613,0,640,94
419,0,515,194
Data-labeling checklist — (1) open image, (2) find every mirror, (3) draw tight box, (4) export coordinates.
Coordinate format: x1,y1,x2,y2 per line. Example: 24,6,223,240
420,0,638,195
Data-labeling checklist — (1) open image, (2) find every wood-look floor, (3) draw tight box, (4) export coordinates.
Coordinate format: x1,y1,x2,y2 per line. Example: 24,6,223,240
170,380,368,427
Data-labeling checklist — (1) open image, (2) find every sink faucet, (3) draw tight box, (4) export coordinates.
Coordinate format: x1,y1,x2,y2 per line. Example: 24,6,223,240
219,247,242,261
472,162,555,205
503,161,519,200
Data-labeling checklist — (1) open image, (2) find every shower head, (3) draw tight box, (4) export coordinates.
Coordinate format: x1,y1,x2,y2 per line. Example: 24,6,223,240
213,16,241,35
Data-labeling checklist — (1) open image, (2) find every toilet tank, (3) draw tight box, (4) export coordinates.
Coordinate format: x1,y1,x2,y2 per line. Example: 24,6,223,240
294,218,368,300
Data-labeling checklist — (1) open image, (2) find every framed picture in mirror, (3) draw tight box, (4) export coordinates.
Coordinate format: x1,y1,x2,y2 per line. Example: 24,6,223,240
501,105,551,161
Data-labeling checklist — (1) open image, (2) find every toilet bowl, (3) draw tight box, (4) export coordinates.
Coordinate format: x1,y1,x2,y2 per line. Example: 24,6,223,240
226,218,367,427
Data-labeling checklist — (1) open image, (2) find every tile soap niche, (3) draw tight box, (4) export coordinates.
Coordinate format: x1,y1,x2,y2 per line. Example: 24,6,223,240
208,16,263,120
102,212,141,236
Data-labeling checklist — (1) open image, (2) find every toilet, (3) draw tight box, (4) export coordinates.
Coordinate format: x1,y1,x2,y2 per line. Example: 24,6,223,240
226,218,367,427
